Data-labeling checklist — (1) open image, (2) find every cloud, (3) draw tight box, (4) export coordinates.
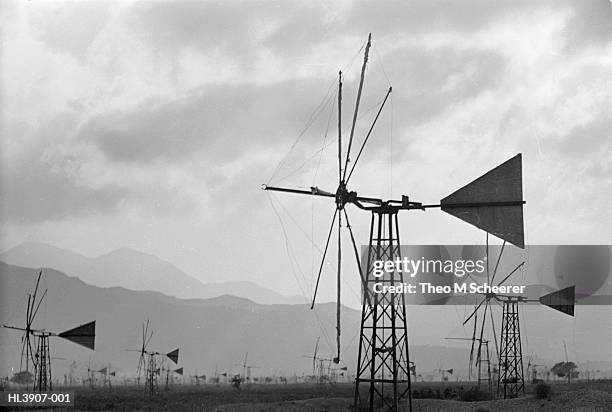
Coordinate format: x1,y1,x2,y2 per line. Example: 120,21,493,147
81,78,339,165
2,0,612,285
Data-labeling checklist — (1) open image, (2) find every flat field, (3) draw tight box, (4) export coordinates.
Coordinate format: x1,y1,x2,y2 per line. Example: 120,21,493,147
9,380,612,411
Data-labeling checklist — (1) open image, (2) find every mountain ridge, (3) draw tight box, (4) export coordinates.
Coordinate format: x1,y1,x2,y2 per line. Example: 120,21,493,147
0,242,302,304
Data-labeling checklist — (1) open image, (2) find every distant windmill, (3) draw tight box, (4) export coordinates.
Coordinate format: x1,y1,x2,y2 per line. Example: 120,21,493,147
162,364,183,389
235,352,258,385
190,370,206,385
446,313,492,393
436,368,454,382
96,365,115,388
127,319,179,395
3,270,96,391
461,242,576,399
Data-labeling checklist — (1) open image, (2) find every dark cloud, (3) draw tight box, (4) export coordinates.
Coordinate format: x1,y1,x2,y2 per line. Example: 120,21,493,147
30,1,112,60
82,78,340,165
563,0,612,52
556,116,612,157
1,149,129,223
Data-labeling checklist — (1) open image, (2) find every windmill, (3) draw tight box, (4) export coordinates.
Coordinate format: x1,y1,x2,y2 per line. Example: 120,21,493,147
302,337,321,382
162,365,183,389
461,248,575,399
447,310,493,392
127,320,179,395
96,365,115,388
2,270,96,391
264,33,528,411
302,337,334,385
191,370,206,385
235,352,258,385
436,368,454,382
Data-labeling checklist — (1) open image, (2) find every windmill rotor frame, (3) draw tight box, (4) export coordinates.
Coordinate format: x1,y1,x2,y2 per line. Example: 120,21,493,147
3,270,96,391
264,33,528,411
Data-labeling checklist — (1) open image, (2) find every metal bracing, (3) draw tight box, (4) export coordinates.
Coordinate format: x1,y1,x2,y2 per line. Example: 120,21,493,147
354,210,412,411
497,299,524,398
34,334,52,391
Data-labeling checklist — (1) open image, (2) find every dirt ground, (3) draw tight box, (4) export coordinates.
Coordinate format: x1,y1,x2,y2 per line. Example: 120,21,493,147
15,380,611,411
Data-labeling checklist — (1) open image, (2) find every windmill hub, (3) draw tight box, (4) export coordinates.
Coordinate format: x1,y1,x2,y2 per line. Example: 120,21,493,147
335,183,356,210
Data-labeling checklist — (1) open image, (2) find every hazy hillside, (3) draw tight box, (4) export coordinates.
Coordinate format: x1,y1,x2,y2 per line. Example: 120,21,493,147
0,242,301,304
0,263,474,381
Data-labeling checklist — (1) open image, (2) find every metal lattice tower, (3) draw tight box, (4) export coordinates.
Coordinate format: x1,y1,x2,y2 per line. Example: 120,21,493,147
497,299,524,398
354,210,411,410
145,354,157,395
34,334,51,391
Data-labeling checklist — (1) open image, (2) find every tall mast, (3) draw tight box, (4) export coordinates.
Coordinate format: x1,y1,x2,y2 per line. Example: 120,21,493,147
338,71,343,182
336,70,343,363
344,33,372,181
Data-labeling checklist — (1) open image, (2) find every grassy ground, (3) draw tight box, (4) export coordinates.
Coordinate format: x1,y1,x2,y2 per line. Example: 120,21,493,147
12,380,612,411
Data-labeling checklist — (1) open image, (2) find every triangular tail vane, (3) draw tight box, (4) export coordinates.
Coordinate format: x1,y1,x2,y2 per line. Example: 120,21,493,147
166,348,179,364
58,321,95,350
174,367,183,376
441,154,525,249
539,286,575,316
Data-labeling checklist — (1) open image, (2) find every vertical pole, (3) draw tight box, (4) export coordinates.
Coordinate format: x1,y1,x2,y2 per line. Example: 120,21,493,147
395,213,412,410
369,212,383,410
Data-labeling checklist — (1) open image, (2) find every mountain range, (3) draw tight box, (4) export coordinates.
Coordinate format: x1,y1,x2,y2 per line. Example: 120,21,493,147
0,262,476,380
0,242,302,304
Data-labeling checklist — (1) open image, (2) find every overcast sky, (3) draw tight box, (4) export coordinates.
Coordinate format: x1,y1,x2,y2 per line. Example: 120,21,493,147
1,0,611,311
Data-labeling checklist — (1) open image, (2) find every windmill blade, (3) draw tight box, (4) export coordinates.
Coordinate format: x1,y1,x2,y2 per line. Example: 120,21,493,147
469,311,477,378
335,211,341,363
489,302,500,361
25,294,32,330
343,33,372,180
166,348,179,364
20,336,27,371
463,296,486,325
311,209,338,309
489,241,506,285
345,86,393,184
145,323,154,349
539,286,575,316
343,209,372,307
475,299,489,367
29,289,48,325
338,70,343,183
441,154,525,249
29,270,43,323
137,354,145,377
58,321,95,350
497,261,525,288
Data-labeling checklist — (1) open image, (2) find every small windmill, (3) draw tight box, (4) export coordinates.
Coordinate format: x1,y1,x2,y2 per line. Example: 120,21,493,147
127,319,179,395
96,365,115,388
235,352,258,385
302,337,320,382
191,370,206,385
162,365,183,389
462,253,575,399
436,368,454,382
446,311,493,392
2,270,96,391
